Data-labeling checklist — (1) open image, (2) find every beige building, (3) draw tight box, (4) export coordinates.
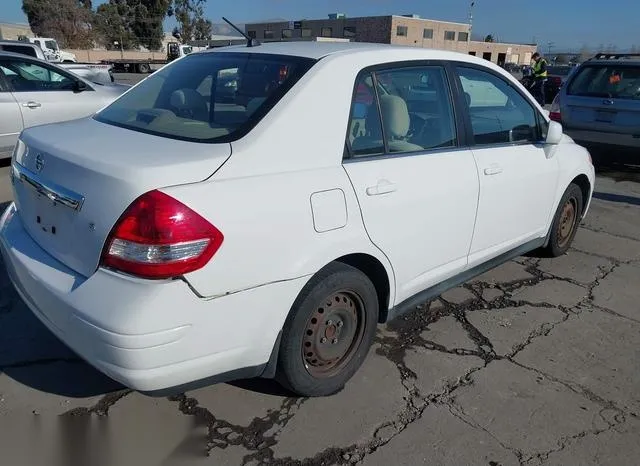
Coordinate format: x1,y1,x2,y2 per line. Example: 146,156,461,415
246,14,537,65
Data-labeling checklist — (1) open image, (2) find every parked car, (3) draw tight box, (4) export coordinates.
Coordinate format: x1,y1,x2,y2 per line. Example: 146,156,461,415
0,42,595,397
0,40,114,84
0,51,129,159
550,53,640,156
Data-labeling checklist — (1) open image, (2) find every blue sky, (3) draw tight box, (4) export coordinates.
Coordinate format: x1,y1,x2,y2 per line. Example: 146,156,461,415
4,0,638,51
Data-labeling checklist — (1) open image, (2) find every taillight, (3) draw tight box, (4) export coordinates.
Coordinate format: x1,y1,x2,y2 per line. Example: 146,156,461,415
549,94,561,122
101,190,223,279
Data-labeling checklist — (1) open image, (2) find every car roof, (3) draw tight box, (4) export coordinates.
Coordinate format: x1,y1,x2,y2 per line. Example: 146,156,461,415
205,40,474,61
0,50,42,59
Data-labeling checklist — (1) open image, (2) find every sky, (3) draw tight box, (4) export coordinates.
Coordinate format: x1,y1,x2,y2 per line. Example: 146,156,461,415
3,0,639,51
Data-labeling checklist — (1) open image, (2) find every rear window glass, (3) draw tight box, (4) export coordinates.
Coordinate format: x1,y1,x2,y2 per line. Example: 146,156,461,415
94,52,315,142
568,65,640,100
0,44,38,58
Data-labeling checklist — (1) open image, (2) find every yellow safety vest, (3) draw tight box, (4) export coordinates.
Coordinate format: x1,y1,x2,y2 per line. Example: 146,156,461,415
533,58,548,78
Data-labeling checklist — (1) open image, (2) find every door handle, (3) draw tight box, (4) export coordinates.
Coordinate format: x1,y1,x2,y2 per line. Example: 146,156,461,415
484,166,503,176
22,101,42,109
366,180,397,196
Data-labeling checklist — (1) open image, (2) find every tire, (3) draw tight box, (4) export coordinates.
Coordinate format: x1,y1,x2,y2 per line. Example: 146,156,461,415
276,262,379,397
542,183,584,257
137,63,150,74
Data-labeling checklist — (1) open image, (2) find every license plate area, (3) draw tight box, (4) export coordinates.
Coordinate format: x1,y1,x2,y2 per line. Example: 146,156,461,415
595,110,616,123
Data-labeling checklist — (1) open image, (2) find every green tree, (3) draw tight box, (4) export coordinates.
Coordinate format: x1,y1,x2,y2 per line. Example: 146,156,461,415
169,0,212,42
22,0,94,48
484,34,494,43
94,0,169,51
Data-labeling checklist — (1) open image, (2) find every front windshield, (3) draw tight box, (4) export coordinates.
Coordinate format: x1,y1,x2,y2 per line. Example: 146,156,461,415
45,40,59,51
94,52,315,143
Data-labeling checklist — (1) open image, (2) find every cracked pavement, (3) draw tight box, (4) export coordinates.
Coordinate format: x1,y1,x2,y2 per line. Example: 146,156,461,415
0,165,639,466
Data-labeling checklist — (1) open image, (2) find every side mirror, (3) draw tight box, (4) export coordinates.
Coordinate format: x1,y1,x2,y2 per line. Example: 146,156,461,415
546,120,563,145
74,80,88,93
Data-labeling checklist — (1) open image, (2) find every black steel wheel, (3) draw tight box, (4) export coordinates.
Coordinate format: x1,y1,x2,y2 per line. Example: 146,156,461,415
277,262,378,397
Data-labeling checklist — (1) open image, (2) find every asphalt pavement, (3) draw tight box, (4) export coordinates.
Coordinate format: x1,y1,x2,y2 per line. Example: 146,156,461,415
0,73,638,466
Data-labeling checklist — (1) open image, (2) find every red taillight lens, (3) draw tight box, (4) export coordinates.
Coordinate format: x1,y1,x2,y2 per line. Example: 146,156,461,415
101,190,223,279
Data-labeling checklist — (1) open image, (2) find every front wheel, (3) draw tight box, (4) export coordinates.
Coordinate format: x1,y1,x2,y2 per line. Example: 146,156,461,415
542,183,584,257
276,262,379,397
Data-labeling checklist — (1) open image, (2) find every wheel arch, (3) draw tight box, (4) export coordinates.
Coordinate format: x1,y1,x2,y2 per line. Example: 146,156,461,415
335,253,392,324
570,173,591,217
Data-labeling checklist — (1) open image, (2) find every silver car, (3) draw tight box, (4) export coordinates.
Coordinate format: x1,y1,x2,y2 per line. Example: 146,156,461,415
0,51,129,159
550,53,640,156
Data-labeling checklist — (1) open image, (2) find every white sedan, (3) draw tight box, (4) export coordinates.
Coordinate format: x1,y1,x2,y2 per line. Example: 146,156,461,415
0,42,594,397
0,51,128,159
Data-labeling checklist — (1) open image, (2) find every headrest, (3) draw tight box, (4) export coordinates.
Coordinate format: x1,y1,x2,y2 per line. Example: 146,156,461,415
379,95,410,138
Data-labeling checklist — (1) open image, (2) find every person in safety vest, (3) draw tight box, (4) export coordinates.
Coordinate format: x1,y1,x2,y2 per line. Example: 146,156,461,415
530,52,548,105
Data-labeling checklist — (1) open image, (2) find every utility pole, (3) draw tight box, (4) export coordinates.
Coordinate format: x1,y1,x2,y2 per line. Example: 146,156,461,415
547,41,555,57
468,1,475,38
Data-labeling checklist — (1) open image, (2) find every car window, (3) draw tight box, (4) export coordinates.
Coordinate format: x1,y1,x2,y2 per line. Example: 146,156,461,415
94,52,315,143
348,65,457,157
0,59,75,92
0,44,39,58
348,73,385,156
375,66,457,153
458,66,539,145
567,65,640,100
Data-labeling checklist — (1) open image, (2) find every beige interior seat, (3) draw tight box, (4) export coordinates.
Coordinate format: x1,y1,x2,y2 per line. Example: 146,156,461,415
169,88,209,121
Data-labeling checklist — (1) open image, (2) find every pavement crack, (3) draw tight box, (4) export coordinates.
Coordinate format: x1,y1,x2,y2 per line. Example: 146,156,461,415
61,389,133,417
168,392,306,463
507,359,632,417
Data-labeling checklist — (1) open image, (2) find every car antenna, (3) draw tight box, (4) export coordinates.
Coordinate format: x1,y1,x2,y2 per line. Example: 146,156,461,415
222,17,260,47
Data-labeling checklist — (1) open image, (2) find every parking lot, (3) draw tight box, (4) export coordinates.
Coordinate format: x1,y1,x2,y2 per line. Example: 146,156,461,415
0,72,639,466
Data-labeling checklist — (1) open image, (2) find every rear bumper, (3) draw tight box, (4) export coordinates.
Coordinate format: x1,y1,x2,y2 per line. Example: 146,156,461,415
565,129,640,151
0,203,307,392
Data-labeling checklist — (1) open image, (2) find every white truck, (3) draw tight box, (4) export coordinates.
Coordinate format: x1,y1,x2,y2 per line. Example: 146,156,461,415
1,40,114,84
28,37,77,63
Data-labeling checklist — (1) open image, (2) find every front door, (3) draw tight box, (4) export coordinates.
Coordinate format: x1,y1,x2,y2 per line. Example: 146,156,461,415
343,64,480,304
455,65,559,266
0,57,99,130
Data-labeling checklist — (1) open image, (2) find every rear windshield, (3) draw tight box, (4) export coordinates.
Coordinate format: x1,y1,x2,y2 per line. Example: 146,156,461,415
0,44,38,58
568,64,640,100
94,52,315,143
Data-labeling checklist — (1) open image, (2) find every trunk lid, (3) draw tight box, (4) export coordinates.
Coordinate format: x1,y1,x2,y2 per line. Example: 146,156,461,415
12,117,231,278
563,95,640,134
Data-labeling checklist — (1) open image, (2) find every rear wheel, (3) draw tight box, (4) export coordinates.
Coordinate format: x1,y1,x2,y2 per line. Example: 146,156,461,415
276,262,378,397
137,63,150,73
542,183,583,257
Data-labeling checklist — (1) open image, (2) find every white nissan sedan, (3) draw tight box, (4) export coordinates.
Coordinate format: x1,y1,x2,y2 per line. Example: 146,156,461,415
0,42,594,397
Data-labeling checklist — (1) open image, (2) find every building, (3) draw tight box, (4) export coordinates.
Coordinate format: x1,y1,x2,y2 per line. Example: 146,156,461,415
245,14,537,65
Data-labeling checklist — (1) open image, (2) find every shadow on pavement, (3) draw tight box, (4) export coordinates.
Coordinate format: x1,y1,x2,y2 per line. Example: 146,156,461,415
0,209,124,397
593,191,640,206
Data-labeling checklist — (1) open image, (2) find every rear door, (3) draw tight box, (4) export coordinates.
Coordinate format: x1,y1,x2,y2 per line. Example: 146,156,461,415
343,63,479,304
0,69,23,159
0,57,101,129
562,63,640,136
454,65,559,266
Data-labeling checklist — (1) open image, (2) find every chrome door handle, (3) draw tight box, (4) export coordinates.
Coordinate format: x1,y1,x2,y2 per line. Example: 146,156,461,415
484,166,503,176
22,101,42,109
366,180,397,196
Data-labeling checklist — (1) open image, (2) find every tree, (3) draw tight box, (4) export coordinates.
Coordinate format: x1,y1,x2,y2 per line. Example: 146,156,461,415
94,0,138,50
169,0,212,42
94,0,170,51
22,0,94,48
578,44,592,62
484,34,494,43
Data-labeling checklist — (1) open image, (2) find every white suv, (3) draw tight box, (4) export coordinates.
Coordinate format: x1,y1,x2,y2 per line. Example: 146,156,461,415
0,42,595,397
